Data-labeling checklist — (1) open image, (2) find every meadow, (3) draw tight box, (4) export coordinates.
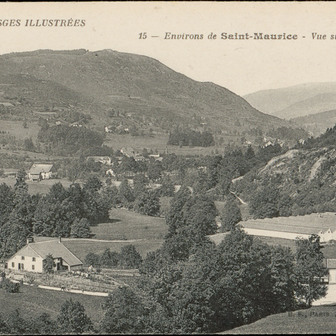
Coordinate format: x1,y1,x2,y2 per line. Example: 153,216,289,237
63,239,163,260
91,208,167,240
64,206,168,261
221,305,336,334
0,285,105,324
104,133,226,156
0,176,73,195
0,120,40,141
104,133,168,152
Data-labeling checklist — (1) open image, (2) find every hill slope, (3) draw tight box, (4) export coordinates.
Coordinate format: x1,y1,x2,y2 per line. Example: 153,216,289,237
220,305,336,334
0,49,291,136
244,82,336,120
292,109,336,136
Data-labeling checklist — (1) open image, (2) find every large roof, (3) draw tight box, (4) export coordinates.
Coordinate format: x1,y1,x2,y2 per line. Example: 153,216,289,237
242,212,336,235
29,164,53,175
24,240,82,266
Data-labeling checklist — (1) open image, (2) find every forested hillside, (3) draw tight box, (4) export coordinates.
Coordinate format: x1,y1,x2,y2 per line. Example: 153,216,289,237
233,125,336,219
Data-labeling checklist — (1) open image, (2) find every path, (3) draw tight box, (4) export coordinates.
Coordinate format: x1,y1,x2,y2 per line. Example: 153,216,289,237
62,238,143,243
229,191,247,205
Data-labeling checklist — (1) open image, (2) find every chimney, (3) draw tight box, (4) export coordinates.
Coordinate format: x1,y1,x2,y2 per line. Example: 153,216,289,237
26,237,34,245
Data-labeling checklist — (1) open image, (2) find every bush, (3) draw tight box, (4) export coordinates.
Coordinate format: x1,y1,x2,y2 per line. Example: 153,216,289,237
119,245,143,269
1,278,20,293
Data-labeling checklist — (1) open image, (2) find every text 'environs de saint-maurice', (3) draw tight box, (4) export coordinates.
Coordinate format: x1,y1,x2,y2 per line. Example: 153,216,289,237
143,32,336,40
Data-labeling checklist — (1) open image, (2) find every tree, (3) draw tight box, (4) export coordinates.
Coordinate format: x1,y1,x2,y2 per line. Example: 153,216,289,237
23,138,36,152
70,218,91,238
294,234,328,307
118,179,135,208
213,229,294,330
0,183,14,227
0,313,9,334
249,184,280,219
147,161,163,182
165,186,192,236
119,245,142,269
160,175,175,197
133,174,148,199
57,299,93,334
83,189,110,224
38,117,49,131
85,252,100,267
83,176,102,193
30,313,57,335
100,248,120,267
101,287,146,334
14,169,28,194
4,309,28,334
183,195,218,238
134,190,160,217
43,254,55,273
220,196,242,232
1,278,20,293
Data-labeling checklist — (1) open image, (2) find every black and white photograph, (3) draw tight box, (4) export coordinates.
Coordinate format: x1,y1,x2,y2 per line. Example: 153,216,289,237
1,1,336,334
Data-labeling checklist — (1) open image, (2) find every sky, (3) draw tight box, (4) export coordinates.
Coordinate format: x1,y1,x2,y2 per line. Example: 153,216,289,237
1,1,336,95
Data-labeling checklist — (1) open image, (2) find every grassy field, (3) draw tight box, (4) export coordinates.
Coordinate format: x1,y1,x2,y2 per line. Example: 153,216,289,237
0,176,73,195
91,208,167,241
220,305,336,334
254,236,297,250
104,133,169,152
63,239,163,260
104,133,227,156
0,285,105,325
0,120,40,141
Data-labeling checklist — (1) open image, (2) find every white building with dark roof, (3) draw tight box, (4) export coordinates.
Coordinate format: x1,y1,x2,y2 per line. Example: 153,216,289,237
6,238,83,273
241,213,336,243
209,213,336,284
28,163,54,181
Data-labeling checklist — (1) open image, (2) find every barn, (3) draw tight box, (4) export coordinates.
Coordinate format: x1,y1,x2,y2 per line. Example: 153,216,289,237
242,213,336,243
6,238,83,273
209,212,336,284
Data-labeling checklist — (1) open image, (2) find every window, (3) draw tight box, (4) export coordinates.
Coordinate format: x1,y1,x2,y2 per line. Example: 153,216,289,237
32,257,36,262
32,265,35,270
11,262,14,268
21,256,25,260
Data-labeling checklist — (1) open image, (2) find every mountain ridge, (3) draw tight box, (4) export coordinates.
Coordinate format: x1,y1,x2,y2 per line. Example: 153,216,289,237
0,48,292,138
244,82,336,120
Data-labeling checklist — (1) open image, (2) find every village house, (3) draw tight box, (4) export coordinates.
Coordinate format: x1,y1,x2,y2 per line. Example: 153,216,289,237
148,154,163,162
5,238,83,273
106,168,116,177
120,147,136,158
104,125,114,133
28,163,55,181
87,156,112,166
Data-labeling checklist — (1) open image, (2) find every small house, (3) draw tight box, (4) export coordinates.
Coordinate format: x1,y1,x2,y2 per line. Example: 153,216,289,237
28,164,54,181
6,238,83,273
88,156,112,166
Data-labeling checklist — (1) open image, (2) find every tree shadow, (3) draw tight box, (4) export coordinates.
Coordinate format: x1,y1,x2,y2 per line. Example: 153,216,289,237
108,218,122,224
